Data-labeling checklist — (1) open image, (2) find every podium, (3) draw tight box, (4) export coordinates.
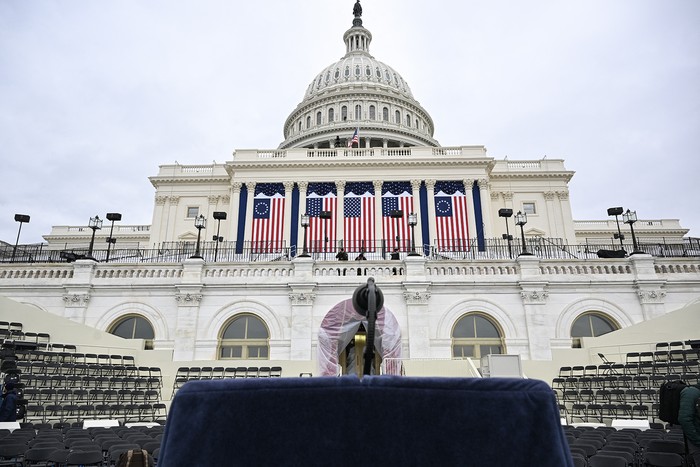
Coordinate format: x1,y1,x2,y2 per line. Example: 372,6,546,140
159,376,573,466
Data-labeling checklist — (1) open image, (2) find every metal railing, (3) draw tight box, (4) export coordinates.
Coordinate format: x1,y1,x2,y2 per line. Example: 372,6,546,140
1,237,698,264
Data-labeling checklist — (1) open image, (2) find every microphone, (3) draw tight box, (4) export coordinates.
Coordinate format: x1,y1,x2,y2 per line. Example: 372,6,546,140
352,277,384,376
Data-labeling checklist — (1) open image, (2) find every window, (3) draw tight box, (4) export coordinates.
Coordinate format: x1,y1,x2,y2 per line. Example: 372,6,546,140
406,113,411,127
109,315,155,349
369,105,376,120
341,106,348,121
298,121,302,132
316,111,322,125
306,116,311,128
395,110,401,124
571,313,618,340
382,107,389,121
355,105,361,120
186,207,199,218
219,314,269,360
523,202,536,215
328,108,334,123
354,65,360,77
451,313,504,360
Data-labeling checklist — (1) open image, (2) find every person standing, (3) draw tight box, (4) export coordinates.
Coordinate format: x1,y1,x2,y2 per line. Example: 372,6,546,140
679,382,700,466
0,382,18,422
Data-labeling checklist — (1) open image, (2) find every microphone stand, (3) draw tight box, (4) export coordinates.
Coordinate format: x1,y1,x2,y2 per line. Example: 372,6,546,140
363,278,378,376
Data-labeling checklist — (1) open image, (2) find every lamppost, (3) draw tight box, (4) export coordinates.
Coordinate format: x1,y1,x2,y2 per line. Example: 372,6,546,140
191,214,206,259
319,211,332,258
87,215,103,260
390,210,403,250
514,211,532,256
212,211,227,262
11,214,30,263
607,207,625,249
498,208,513,259
299,213,311,257
407,212,420,256
105,213,122,263
622,209,643,255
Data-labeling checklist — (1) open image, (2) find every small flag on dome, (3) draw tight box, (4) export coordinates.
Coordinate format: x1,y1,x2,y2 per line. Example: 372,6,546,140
348,127,360,147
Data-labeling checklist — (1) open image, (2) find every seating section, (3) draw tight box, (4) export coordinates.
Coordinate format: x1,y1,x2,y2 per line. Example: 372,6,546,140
553,340,700,425
564,424,690,467
171,365,283,397
0,424,162,466
0,321,165,426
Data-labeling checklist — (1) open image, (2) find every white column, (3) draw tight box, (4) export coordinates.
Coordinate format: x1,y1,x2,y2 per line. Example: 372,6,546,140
464,179,476,246
243,181,256,248
373,180,384,252
425,179,437,250
297,181,308,252
283,181,295,249
478,179,493,239
335,180,346,249
410,179,423,250
229,182,242,244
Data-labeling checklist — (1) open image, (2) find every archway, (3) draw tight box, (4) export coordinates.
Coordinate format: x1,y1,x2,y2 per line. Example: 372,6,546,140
318,298,401,376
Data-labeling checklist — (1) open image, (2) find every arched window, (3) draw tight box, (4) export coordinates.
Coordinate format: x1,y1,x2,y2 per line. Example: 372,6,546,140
341,106,348,121
328,108,334,123
570,312,618,347
369,105,376,120
298,120,302,132
395,110,401,124
219,314,269,359
355,105,362,120
382,107,389,121
316,111,322,125
109,315,155,349
451,313,504,359
306,116,311,128
406,113,411,127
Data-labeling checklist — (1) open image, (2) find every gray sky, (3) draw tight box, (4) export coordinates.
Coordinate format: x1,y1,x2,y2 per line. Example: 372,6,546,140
1,0,698,244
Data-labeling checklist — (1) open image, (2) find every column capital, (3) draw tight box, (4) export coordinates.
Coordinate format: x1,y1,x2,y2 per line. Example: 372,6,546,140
373,180,383,191
410,179,422,191
298,181,309,193
556,190,569,201
283,181,295,192
424,179,436,190
208,195,219,204
155,196,168,206
289,292,316,305
335,180,346,192
245,181,256,192
231,181,243,193
462,179,474,190
477,178,489,189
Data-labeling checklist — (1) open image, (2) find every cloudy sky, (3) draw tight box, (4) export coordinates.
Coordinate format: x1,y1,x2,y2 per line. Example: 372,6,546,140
1,0,698,244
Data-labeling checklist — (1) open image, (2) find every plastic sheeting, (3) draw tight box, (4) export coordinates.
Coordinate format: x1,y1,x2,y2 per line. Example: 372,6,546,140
318,298,402,376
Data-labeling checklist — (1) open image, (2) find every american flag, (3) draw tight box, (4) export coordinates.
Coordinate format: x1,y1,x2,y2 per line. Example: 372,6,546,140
348,127,359,147
382,181,413,251
306,182,337,253
252,183,286,253
343,182,375,252
434,180,470,251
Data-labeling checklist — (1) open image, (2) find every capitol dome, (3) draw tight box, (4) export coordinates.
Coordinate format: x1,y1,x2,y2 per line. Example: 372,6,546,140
279,1,439,149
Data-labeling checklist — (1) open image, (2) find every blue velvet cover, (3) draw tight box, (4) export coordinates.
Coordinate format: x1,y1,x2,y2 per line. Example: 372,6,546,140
159,376,573,466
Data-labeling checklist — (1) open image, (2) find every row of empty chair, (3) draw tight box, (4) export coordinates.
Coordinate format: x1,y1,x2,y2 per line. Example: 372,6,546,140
554,339,700,425
0,424,163,466
564,424,690,467
23,402,168,425
171,366,283,394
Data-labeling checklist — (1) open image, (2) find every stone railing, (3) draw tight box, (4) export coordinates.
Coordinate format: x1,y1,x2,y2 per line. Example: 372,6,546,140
1,255,699,288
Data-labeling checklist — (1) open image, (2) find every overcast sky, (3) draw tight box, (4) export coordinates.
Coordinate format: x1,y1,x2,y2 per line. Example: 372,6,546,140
1,0,698,244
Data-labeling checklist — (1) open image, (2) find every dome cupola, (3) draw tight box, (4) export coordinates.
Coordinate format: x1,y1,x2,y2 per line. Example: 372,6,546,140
279,1,439,149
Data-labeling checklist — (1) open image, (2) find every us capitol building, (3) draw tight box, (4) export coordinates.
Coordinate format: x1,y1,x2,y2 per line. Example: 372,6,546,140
2,2,698,379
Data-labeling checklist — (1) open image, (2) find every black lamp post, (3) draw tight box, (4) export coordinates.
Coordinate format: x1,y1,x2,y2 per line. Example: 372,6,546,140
87,215,103,260
299,213,310,257
498,208,513,259
319,211,332,258
407,212,420,256
607,207,625,249
212,211,227,262
514,211,532,256
11,214,30,263
191,214,206,259
105,212,122,263
622,209,643,255
390,210,403,250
